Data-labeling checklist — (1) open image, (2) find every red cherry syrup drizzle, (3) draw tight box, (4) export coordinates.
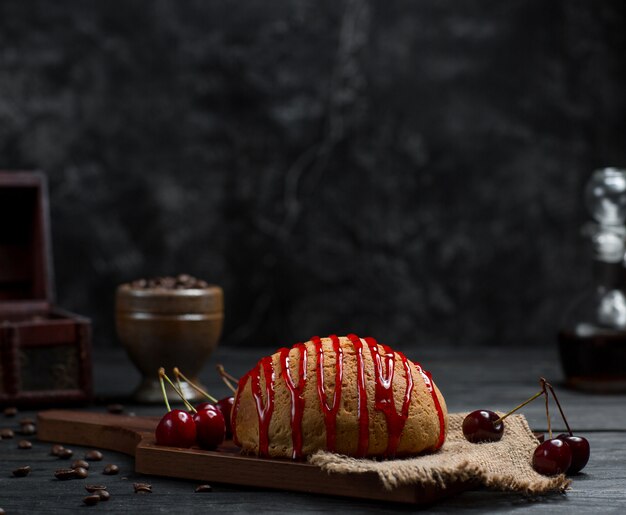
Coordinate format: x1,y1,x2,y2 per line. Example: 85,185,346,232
232,334,445,458
312,335,343,453
347,334,370,457
280,343,308,459
422,369,446,449
363,336,414,456
231,355,276,455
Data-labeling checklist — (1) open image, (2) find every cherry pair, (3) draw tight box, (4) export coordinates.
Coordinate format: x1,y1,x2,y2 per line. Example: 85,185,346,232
155,367,234,450
462,378,590,476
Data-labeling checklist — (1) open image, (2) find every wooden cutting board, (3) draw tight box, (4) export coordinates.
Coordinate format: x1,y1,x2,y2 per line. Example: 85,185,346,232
36,410,476,505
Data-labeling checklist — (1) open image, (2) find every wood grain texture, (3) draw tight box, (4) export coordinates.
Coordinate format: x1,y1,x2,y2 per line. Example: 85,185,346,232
36,410,472,505
1,346,625,513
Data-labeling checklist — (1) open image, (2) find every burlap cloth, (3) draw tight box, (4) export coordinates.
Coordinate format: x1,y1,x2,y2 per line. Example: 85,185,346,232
309,413,570,495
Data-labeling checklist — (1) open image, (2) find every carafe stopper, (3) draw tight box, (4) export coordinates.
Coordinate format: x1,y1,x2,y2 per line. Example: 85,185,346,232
584,168,626,263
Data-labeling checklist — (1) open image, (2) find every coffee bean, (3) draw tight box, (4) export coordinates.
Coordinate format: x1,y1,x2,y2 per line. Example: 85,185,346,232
51,444,65,456
133,482,152,493
107,403,124,414
0,507,6,514
85,450,103,461
58,448,74,459
163,277,177,288
94,489,110,501
1,428,14,439
131,275,208,290
72,460,90,470
20,423,36,436
17,440,32,449
83,495,100,506
85,484,107,493
74,467,88,479
12,465,31,477
19,418,35,425
55,468,78,480
102,464,119,475
3,407,17,417
195,484,213,492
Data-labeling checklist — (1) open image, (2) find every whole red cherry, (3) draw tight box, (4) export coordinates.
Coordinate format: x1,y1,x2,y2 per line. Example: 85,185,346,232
557,434,590,474
215,396,235,438
193,407,226,450
155,409,197,448
533,438,572,476
195,401,216,412
462,410,504,443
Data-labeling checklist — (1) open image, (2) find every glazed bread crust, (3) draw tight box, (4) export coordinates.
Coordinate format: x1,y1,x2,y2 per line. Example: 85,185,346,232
232,336,447,459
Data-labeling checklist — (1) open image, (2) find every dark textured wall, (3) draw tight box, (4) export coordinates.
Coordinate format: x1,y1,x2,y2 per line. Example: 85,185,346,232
1,0,624,348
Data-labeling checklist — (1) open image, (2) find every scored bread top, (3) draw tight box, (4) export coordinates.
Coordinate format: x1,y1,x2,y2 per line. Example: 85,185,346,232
231,334,447,459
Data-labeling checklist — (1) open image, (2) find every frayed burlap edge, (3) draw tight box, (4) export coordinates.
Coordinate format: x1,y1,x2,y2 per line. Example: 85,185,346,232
309,413,571,496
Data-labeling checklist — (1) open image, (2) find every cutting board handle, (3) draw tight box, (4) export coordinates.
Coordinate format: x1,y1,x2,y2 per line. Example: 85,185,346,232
37,409,160,456
35,409,477,504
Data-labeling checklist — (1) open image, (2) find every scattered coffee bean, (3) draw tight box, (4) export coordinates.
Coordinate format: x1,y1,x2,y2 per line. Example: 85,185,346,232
74,467,88,479
85,450,103,461
107,403,124,414
12,465,31,477
131,275,209,290
0,507,5,514
3,407,17,417
85,485,107,493
83,495,100,506
94,489,110,501
17,440,32,449
55,468,78,480
72,460,90,470
58,448,74,459
19,423,36,435
133,482,152,493
195,484,213,492
0,428,14,439
51,444,65,456
102,464,119,475
19,418,35,425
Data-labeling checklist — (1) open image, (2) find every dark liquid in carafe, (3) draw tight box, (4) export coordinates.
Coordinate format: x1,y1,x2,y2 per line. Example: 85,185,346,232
558,330,626,392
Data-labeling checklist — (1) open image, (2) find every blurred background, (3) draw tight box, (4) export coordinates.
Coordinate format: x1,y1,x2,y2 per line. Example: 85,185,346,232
0,0,624,349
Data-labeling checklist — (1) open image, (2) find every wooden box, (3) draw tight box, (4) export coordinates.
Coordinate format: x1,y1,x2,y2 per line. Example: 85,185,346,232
0,171,92,407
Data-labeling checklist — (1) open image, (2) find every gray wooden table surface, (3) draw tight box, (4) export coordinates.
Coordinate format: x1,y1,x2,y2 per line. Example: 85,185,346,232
1,344,624,514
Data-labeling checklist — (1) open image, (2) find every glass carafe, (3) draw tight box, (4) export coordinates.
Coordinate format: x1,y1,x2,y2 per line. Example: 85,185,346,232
558,168,626,392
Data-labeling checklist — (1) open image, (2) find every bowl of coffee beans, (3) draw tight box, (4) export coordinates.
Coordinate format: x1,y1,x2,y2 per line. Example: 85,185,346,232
116,275,223,403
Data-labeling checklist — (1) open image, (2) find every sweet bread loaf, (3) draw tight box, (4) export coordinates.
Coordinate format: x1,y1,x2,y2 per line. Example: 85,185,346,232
231,334,447,459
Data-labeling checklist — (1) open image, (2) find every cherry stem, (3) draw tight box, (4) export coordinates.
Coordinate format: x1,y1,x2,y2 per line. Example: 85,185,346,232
540,377,552,439
493,390,545,425
216,364,237,394
158,368,171,412
160,369,197,413
173,367,218,403
545,381,573,436
175,372,183,395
